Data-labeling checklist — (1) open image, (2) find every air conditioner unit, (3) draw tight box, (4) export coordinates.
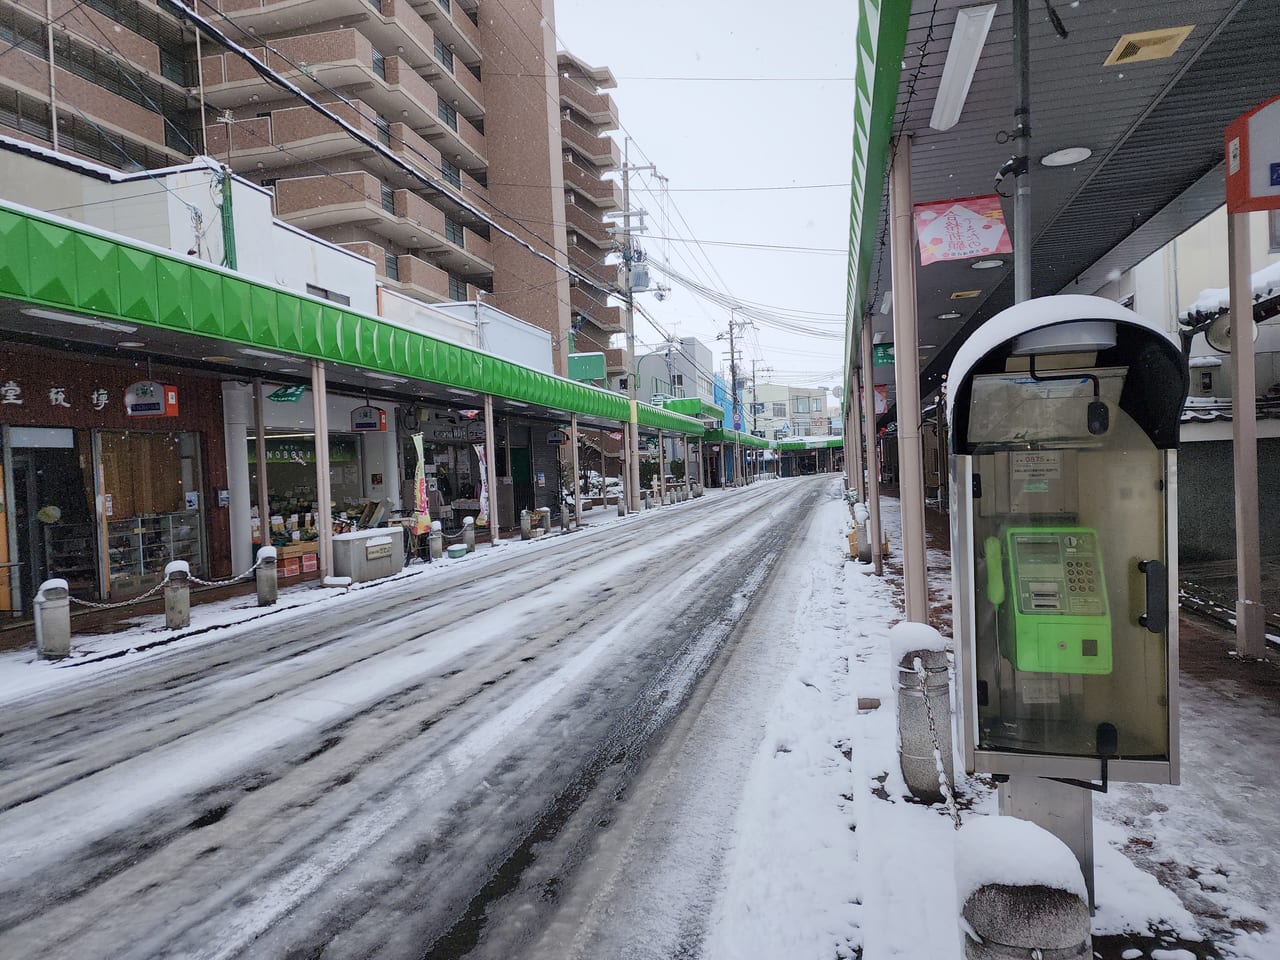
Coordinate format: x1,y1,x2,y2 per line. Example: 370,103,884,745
563,150,574,162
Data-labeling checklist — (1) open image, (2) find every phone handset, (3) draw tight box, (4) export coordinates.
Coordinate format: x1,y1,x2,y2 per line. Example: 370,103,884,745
984,536,1006,608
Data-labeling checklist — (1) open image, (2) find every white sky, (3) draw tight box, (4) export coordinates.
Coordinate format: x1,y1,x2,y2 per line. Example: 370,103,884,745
551,0,858,397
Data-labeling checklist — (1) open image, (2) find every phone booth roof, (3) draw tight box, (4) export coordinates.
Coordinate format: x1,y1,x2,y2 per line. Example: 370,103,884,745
946,295,1187,454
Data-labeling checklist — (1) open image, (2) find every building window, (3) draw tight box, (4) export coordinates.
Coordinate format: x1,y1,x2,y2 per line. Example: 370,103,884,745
445,217,465,246
380,184,395,213
441,158,461,187
448,273,467,300
375,116,391,146
438,98,458,131
261,177,277,189
792,396,809,414
618,377,628,391
384,252,399,280
772,402,787,419
306,283,351,306
1200,370,1214,392
1270,210,1280,253
371,49,387,80
434,36,454,73
435,0,450,10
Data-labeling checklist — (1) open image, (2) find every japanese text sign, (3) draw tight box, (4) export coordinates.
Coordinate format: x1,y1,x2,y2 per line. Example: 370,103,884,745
914,194,1012,266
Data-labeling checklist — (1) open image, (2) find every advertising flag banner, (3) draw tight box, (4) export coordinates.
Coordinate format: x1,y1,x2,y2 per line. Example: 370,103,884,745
473,443,490,527
874,384,889,415
914,194,1012,265
412,433,431,535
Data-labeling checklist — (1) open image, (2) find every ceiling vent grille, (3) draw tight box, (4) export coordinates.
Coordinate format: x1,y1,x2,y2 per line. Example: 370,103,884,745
1103,26,1194,66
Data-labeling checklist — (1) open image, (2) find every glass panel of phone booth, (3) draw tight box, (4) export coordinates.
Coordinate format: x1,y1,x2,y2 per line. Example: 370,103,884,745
967,369,1170,763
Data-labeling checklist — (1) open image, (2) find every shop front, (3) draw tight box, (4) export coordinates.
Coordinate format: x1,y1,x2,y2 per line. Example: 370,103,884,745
0,346,230,612
223,382,401,577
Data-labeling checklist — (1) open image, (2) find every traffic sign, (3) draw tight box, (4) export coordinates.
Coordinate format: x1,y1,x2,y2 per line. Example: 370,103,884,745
733,412,742,429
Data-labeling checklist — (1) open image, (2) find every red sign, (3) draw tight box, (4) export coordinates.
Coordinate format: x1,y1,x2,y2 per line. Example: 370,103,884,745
1226,95,1280,214
914,194,1012,265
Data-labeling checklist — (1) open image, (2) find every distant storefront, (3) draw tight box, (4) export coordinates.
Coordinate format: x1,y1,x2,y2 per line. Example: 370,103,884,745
0,346,229,612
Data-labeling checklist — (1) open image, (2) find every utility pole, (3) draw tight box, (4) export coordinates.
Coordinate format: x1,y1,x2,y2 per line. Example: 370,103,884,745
726,312,744,485
619,138,657,513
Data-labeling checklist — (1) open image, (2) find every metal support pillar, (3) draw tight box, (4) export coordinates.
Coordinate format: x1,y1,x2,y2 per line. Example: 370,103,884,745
484,393,500,546
658,429,667,499
860,322,883,576
998,777,1095,912
570,413,581,525
1228,211,1267,657
253,378,270,544
310,360,334,580
1013,0,1032,304
889,134,928,620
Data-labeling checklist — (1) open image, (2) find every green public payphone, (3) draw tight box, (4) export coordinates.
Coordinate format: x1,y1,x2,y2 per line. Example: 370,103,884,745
987,527,1111,675
947,295,1185,783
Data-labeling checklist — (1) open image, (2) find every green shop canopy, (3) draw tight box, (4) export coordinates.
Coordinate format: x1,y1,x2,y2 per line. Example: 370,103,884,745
0,201,704,437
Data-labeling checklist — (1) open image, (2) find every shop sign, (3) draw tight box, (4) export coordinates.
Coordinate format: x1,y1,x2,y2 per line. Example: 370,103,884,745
350,405,387,432
125,381,178,417
873,344,894,366
546,429,567,445
426,419,486,442
1,379,113,411
365,538,393,560
267,384,308,403
914,194,1012,265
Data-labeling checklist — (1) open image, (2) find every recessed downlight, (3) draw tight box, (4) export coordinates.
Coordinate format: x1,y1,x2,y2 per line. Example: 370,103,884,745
971,259,1004,270
1041,146,1092,167
937,312,962,320
950,290,982,300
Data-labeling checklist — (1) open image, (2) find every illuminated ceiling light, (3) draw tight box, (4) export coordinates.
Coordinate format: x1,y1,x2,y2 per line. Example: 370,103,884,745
202,355,235,363
116,340,146,348
22,308,137,334
937,312,962,320
929,3,997,132
448,387,478,397
1041,146,1093,167
950,290,982,300
366,372,408,383
239,347,292,360
971,259,1004,269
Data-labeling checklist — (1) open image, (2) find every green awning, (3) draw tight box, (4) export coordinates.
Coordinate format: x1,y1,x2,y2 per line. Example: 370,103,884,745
777,437,844,451
704,428,772,450
0,202,704,435
663,397,725,422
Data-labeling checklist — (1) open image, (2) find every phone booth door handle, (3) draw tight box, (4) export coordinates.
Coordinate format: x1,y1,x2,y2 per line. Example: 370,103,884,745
1137,559,1168,633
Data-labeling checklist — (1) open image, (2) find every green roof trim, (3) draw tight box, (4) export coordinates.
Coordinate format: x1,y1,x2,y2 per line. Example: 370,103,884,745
0,202,704,435
705,428,772,450
663,397,725,421
777,437,844,451
844,1,910,378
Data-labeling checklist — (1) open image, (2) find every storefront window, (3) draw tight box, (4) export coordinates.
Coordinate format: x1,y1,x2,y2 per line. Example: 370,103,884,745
248,434,362,545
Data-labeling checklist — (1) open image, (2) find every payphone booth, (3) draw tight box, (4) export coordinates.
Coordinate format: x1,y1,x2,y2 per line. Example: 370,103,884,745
947,295,1186,898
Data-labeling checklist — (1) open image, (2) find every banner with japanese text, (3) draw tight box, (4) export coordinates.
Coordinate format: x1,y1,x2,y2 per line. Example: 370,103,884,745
914,194,1012,265
412,433,431,536
472,443,490,527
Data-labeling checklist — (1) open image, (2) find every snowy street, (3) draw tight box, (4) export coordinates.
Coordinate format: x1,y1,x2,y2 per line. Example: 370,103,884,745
0,476,841,959
2,476,1278,960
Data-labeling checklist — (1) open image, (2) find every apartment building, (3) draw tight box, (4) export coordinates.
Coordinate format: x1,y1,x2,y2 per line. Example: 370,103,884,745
557,51,624,380
0,0,591,376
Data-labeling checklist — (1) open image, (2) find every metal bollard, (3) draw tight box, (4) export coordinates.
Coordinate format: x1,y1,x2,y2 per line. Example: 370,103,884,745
520,509,532,540
895,640,954,804
958,819,1092,960
256,547,278,607
560,506,570,533
429,521,444,560
617,496,626,517
164,561,191,631
34,578,71,660
463,516,476,552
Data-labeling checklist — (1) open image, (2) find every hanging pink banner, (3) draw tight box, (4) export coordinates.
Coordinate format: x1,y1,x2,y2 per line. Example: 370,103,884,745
914,194,1012,265
472,443,490,527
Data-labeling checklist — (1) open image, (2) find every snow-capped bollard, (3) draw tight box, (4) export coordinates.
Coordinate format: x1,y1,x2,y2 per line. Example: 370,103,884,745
538,507,551,532
520,509,532,540
463,516,476,552
256,546,278,607
956,817,1092,960
617,496,627,517
890,621,954,803
853,501,872,563
429,521,444,560
34,578,70,660
164,561,191,630
560,506,570,533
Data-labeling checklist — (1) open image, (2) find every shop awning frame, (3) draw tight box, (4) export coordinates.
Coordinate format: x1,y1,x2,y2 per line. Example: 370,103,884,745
0,201,705,437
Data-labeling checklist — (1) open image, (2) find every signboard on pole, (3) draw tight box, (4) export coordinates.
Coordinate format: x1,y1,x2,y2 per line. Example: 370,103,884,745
1226,95,1280,213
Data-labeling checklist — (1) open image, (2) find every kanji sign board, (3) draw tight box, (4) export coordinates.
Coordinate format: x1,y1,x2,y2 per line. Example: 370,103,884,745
1226,95,1280,214
914,194,1012,266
